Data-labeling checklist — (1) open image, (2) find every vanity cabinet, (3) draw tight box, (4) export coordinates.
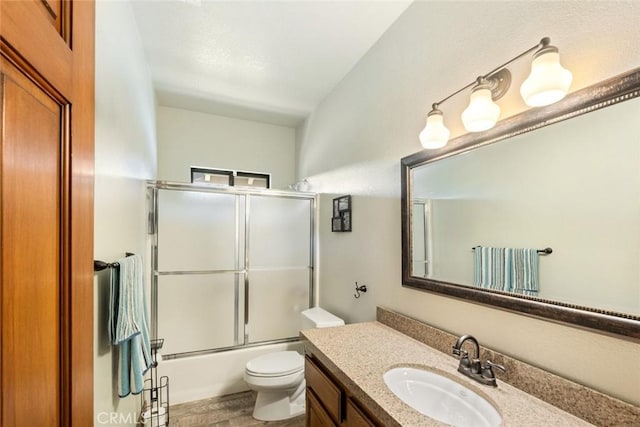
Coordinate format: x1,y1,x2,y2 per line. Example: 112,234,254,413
305,355,378,427
306,387,337,427
345,399,375,427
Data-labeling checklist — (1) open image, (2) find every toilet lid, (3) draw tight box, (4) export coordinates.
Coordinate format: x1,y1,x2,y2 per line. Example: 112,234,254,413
246,351,304,377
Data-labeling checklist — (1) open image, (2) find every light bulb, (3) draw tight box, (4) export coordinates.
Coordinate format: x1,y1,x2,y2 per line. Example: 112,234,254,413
461,85,500,132
419,109,450,149
521,46,572,107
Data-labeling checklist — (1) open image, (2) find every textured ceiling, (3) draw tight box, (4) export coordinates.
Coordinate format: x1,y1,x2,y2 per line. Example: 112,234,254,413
131,0,412,126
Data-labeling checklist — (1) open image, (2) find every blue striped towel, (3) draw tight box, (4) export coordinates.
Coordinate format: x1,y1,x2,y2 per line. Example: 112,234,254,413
473,247,539,295
108,254,153,397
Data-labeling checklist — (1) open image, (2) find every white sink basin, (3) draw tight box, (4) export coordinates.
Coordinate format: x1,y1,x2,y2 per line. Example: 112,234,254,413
383,367,501,427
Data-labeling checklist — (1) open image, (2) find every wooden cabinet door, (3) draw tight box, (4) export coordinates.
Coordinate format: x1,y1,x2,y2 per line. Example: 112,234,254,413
306,389,337,427
305,356,344,424
345,399,375,427
1,0,95,426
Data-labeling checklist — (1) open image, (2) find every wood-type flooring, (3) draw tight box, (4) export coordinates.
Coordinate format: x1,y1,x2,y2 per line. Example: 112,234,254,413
170,391,305,427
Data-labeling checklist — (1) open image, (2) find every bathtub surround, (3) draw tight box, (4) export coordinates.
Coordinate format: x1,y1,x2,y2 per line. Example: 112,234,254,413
376,307,640,426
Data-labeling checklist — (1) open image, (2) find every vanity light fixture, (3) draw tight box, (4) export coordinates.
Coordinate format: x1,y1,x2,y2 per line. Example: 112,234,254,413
461,77,502,132
418,107,450,149
520,44,573,106
419,37,572,149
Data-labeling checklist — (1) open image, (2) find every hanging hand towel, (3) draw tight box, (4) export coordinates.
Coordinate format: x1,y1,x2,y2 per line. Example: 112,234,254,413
473,247,540,295
508,248,540,296
473,247,507,291
108,254,153,397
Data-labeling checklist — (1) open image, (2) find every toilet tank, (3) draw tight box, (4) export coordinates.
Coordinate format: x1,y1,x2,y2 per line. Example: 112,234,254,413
301,307,345,330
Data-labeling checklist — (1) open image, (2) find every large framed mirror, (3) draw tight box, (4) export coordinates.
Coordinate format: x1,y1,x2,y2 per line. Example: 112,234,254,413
401,67,640,338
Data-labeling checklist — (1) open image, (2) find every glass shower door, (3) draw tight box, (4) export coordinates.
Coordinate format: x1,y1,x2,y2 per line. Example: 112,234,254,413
246,195,313,343
155,189,244,355
149,182,315,358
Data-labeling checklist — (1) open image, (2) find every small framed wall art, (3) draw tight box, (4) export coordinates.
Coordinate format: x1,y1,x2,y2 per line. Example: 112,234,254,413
332,195,352,232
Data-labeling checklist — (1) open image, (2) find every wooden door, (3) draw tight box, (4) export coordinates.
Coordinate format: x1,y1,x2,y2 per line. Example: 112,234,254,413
1,0,95,425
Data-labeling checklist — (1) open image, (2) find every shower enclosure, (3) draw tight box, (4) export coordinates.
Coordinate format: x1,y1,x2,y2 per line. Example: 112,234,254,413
147,181,315,359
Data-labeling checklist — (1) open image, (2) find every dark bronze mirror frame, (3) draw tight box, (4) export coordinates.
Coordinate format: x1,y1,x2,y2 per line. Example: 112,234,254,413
401,67,640,339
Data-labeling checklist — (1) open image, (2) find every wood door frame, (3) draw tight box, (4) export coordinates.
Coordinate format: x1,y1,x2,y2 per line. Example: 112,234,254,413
1,0,95,425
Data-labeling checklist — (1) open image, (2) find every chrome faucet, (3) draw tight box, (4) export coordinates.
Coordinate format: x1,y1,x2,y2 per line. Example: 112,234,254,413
452,334,506,387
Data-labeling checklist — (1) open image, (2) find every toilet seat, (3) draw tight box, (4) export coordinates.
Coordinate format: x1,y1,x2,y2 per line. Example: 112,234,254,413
246,351,303,377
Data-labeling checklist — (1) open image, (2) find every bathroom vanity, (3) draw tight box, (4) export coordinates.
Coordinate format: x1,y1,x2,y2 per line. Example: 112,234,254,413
305,355,378,426
301,307,640,426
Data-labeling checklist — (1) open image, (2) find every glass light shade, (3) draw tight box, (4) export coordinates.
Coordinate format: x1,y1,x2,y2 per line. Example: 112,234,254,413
520,49,572,107
419,110,450,149
461,87,501,132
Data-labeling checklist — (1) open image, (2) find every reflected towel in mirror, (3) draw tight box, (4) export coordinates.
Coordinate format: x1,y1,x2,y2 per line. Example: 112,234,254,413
473,247,539,296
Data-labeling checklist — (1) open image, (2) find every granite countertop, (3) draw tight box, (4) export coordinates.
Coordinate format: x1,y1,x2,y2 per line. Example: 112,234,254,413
301,321,592,426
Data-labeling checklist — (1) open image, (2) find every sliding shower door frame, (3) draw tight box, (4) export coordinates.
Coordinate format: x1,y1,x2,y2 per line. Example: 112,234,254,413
147,181,316,359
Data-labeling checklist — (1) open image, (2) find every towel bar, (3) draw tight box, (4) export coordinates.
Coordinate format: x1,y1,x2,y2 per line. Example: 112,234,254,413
94,252,136,271
472,246,552,255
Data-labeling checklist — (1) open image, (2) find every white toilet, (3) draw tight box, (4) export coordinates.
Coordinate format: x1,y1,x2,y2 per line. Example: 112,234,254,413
244,307,344,421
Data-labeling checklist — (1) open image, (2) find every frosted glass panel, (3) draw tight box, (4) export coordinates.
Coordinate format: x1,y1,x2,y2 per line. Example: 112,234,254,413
247,269,310,342
157,190,242,271
158,273,237,355
412,203,427,278
250,196,311,268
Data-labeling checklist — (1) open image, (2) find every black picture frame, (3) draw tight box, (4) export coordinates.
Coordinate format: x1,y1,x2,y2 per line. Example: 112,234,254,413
332,195,352,232
341,211,351,231
337,195,351,212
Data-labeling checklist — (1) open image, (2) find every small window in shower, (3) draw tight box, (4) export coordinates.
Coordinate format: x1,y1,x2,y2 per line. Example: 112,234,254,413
191,167,271,189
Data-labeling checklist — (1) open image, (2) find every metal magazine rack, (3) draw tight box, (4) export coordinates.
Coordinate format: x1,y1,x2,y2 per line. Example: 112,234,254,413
141,339,169,426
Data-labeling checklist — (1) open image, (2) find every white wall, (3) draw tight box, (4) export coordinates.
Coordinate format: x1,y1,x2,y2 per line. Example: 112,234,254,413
298,1,640,406
156,106,296,189
94,1,157,425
